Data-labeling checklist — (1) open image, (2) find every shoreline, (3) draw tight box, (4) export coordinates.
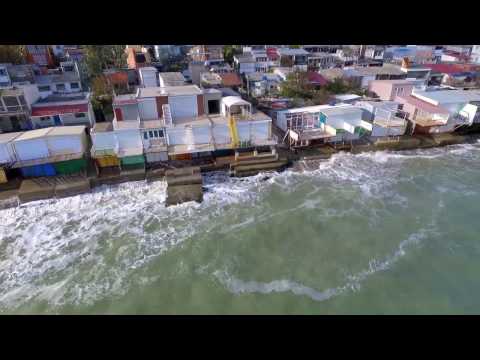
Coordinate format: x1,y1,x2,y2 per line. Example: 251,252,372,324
1,131,479,210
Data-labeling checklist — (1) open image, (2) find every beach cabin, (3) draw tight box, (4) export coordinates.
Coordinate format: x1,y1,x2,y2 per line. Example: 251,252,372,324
113,119,145,171
276,104,371,147
356,101,407,138
319,105,372,143
90,122,121,174
0,132,24,183
11,126,88,177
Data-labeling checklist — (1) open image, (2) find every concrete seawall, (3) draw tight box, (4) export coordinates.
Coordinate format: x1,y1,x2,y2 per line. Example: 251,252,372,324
1,132,479,209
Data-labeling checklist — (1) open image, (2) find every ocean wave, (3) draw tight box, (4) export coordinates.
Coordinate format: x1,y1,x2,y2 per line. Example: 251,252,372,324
213,214,440,304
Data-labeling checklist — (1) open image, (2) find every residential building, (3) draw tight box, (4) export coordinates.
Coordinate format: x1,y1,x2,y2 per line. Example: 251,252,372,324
189,45,224,66
0,85,40,132
25,45,54,68
303,45,341,54
127,47,151,69
356,100,408,138
277,48,309,71
275,104,372,147
234,54,256,74
307,53,338,70
189,61,208,86
246,73,281,97
368,80,416,101
471,45,480,64
0,64,11,87
363,46,385,61
30,92,95,129
159,72,186,87
103,69,132,94
64,47,85,63
139,67,159,87
395,88,480,134
273,67,294,81
219,73,242,89
34,64,82,98
345,64,407,88
201,72,223,88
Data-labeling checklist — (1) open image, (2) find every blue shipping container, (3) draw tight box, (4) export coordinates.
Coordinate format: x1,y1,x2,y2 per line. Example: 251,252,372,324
21,164,57,178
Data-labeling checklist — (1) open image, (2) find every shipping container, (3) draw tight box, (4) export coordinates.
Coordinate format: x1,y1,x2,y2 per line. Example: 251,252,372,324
96,155,120,168
53,158,87,175
21,163,57,178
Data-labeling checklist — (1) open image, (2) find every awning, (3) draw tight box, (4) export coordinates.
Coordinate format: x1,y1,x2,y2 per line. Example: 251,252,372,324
31,104,89,116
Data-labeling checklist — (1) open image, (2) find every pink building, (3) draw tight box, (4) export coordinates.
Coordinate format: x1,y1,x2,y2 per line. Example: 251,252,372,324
368,80,415,101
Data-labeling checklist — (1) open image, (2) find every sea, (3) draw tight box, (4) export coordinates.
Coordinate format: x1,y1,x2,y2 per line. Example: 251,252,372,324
1,140,480,314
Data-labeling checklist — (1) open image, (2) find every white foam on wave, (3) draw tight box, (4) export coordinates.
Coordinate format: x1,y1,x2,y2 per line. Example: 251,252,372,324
0,175,262,310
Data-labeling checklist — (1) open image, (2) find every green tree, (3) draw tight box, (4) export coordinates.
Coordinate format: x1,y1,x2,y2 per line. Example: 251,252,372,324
279,71,314,99
84,45,127,79
223,45,241,65
0,45,26,64
90,75,114,111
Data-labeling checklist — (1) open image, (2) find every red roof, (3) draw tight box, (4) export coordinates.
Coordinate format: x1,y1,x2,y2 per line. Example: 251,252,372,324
220,73,242,87
266,47,279,61
307,71,328,86
31,104,88,116
424,63,480,75
105,71,128,84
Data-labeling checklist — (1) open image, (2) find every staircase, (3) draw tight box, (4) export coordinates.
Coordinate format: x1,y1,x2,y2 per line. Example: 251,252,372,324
163,104,173,127
229,148,288,177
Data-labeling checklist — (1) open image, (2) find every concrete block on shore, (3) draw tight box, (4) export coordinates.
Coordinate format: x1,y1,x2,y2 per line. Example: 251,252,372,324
166,184,203,206
146,168,166,182
166,173,203,186
19,179,55,204
0,178,21,192
165,166,201,177
55,176,91,198
232,160,288,177
431,133,467,146
0,189,19,210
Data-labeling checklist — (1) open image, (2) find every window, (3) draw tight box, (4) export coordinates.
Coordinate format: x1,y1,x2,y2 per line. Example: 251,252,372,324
56,83,66,91
70,82,79,89
149,131,154,138
153,130,159,137
74,112,86,118
143,132,148,140
40,116,50,121
0,69,6,76
38,85,51,92
158,129,164,137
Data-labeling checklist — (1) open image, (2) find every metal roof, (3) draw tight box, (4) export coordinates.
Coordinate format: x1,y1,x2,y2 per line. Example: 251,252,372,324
47,125,86,136
412,89,480,105
0,131,24,144
13,127,53,141
138,85,202,97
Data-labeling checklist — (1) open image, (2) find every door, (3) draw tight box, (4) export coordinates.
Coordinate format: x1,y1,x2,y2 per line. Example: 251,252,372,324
208,100,220,114
168,95,198,119
138,98,158,120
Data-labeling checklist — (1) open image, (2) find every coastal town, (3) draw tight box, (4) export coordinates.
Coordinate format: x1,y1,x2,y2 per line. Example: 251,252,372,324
1,44,480,207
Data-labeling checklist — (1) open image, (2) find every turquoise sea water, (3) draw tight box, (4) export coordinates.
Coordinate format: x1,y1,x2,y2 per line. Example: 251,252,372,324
1,141,480,314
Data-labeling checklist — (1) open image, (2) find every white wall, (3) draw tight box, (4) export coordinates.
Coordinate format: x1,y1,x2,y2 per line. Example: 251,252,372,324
169,95,198,120
13,138,50,161
116,130,143,151
138,98,158,120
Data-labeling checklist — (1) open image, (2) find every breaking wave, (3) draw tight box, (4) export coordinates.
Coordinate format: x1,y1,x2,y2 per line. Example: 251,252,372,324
0,141,478,312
